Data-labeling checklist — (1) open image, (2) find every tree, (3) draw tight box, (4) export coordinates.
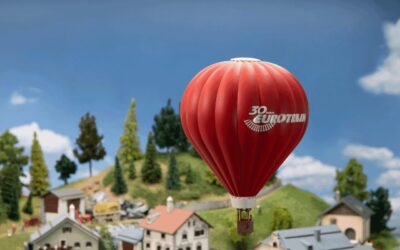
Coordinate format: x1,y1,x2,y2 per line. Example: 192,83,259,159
225,215,250,250
166,152,180,190
334,158,368,201
23,193,33,215
366,187,393,234
152,99,180,152
1,164,20,220
176,118,190,152
111,157,128,195
55,154,77,185
118,99,141,179
0,131,28,196
205,168,223,188
271,207,293,231
0,198,7,223
29,132,50,196
74,113,106,177
141,132,161,183
185,165,196,184
99,226,116,250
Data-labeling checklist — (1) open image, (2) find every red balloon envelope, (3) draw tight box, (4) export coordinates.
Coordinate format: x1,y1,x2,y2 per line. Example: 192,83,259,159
180,58,309,233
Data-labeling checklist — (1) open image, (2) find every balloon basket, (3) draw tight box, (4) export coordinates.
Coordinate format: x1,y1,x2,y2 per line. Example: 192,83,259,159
237,208,253,234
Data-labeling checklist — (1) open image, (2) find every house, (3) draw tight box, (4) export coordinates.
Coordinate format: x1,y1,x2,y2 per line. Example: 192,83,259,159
138,196,212,250
28,205,100,250
254,225,374,250
41,188,86,224
319,194,373,243
109,224,144,250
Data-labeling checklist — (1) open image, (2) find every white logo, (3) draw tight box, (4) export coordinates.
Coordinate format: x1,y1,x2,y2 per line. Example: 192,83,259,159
244,106,307,132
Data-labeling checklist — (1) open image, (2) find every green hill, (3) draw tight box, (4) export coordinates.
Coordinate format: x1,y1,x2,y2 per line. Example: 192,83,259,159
199,184,329,250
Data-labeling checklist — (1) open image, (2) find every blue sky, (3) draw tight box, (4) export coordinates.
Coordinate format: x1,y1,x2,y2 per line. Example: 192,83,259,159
1,1,400,226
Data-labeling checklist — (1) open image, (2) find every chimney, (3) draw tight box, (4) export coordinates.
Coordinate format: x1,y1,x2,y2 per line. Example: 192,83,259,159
166,196,174,213
314,229,321,242
69,204,75,220
335,190,340,202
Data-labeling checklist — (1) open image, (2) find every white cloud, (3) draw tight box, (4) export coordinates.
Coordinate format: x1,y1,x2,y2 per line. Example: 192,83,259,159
343,144,400,169
278,154,337,191
359,19,400,95
377,170,400,187
391,194,400,213
10,92,36,105
10,122,74,158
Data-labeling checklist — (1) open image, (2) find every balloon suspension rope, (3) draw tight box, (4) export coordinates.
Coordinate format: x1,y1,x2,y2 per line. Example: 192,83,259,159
236,208,254,234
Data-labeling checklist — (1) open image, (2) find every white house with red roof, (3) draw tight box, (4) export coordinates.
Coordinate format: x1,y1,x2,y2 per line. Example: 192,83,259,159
138,196,211,250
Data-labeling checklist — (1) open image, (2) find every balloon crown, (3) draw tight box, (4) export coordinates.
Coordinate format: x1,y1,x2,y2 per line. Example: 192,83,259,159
230,57,260,62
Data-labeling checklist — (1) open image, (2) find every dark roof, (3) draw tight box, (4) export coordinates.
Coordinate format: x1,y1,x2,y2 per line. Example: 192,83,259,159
321,195,373,218
260,225,358,250
47,188,85,199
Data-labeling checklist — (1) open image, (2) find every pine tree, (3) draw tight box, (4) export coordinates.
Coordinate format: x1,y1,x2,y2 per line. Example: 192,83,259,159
74,113,106,177
271,207,293,231
55,154,77,185
111,157,128,195
30,132,50,197
141,132,161,183
0,131,28,197
128,161,136,180
1,164,20,220
118,99,141,179
152,99,180,152
334,158,368,201
166,152,180,190
185,164,195,184
176,117,190,152
23,193,33,215
366,187,393,234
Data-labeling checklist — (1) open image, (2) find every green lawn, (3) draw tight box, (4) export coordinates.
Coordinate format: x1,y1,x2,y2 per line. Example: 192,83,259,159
199,184,329,250
0,233,29,250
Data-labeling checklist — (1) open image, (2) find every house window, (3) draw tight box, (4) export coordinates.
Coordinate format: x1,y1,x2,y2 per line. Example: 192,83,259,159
188,221,191,227
186,247,191,250
273,242,277,247
330,218,337,224
161,233,165,239
182,232,188,240
196,244,202,250
74,242,81,248
157,245,161,250
86,241,92,247
195,229,204,236
61,240,66,246
166,248,170,250
307,246,313,250
146,230,151,236
62,227,72,233
193,220,196,226
178,248,183,250
345,228,356,240
146,243,151,249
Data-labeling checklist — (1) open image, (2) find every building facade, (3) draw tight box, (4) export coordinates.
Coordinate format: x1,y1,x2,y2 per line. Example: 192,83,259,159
41,188,86,224
319,195,373,243
29,212,100,250
139,197,211,250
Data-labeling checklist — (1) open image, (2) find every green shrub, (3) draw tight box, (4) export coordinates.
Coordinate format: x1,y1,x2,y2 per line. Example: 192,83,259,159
177,189,201,200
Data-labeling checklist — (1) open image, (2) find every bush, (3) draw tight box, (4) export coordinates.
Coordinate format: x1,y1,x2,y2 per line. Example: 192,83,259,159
131,184,166,207
271,207,293,231
177,189,201,200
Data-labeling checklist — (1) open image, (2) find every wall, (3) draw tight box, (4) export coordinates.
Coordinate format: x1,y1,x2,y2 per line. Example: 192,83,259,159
33,220,99,250
321,214,366,243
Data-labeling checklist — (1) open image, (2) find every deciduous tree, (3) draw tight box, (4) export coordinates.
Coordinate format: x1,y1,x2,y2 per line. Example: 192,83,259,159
74,113,106,177
271,207,293,231
334,158,368,201
55,154,77,185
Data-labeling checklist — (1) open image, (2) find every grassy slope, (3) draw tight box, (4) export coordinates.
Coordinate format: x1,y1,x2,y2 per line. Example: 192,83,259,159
199,184,329,250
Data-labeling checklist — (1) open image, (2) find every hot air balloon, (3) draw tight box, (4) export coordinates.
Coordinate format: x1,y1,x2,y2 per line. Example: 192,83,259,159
180,57,309,234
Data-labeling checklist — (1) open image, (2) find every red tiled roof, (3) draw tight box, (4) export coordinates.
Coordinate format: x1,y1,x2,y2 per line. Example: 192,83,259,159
138,205,194,234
